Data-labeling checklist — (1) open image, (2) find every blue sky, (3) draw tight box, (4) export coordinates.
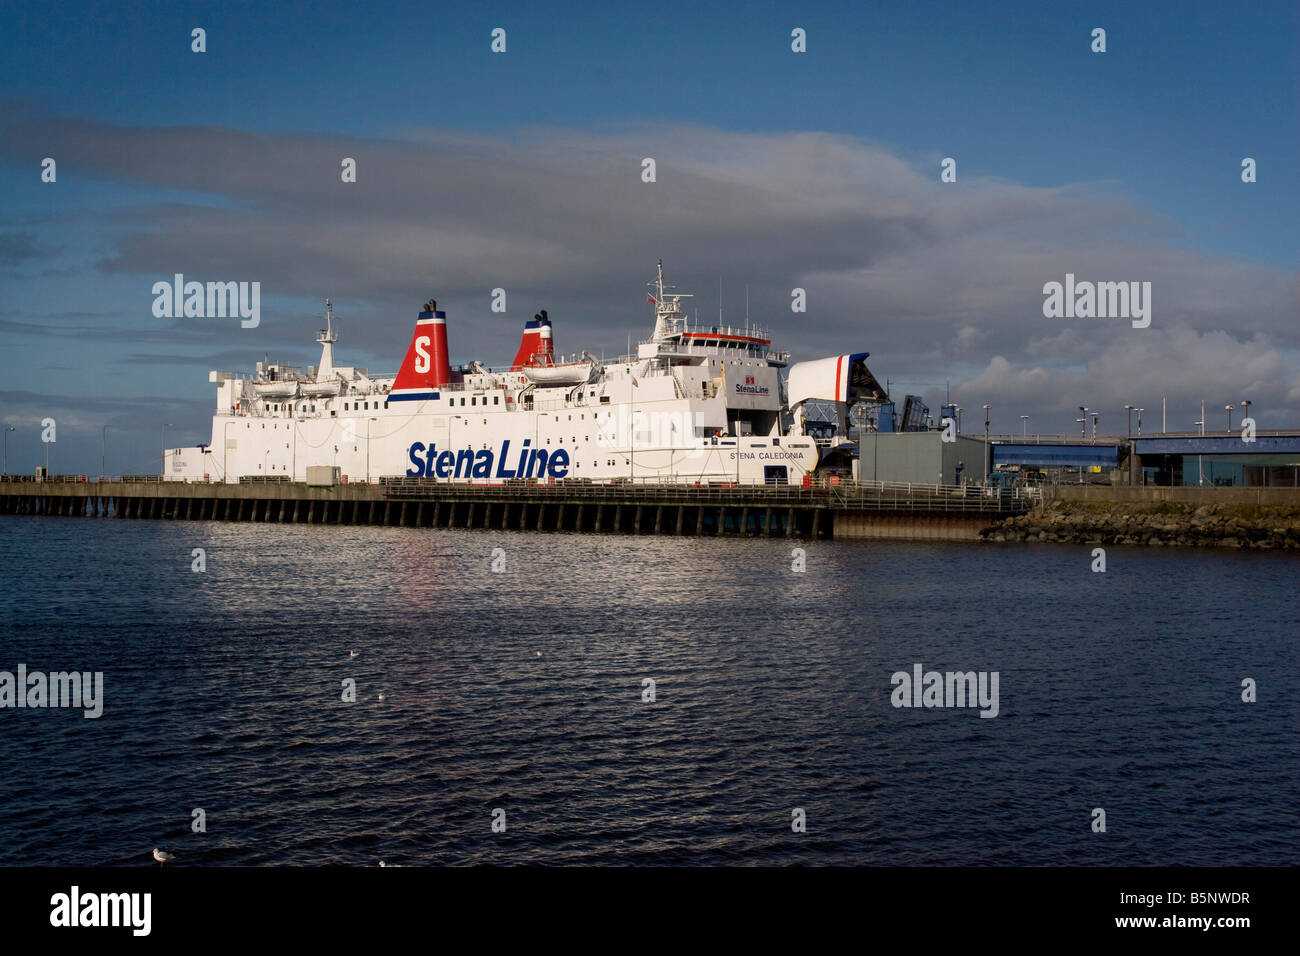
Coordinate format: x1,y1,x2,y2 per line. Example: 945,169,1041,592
1,0,1296,473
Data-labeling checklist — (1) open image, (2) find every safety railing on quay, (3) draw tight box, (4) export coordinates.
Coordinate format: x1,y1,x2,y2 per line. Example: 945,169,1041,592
0,474,1042,513
377,475,1042,512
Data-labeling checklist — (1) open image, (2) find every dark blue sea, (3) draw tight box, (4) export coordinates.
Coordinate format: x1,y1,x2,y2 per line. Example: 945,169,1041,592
0,515,1295,866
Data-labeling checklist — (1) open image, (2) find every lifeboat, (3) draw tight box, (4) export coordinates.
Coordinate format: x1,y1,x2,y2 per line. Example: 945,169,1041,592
299,381,341,397
254,381,298,398
521,352,600,386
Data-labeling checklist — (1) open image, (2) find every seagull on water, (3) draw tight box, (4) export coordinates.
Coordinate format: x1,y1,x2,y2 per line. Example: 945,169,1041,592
348,650,360,659
152,848,174,866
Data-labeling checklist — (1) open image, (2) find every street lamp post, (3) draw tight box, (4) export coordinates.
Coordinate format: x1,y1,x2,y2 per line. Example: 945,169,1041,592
1225,404,1234,433
1240,399,1251,427
101,425,110,479
1020,415,1029,439
983,405,991,485
3,425,14,476
1124,405,1136,485
1078,407,1089,439
1194,418,1205,485
1136,407,1146,483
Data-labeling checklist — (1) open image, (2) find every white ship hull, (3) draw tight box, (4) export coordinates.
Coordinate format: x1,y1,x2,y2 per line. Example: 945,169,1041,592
164,265,887,486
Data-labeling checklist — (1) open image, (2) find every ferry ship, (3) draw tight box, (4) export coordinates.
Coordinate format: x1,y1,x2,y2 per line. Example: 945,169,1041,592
164,262,887,485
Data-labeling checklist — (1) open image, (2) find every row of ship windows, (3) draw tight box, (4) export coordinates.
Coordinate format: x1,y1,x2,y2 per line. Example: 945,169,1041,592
444,396,499,407
256,405,651,424
269,394,626,414
266,382,745,417
264,401,392,413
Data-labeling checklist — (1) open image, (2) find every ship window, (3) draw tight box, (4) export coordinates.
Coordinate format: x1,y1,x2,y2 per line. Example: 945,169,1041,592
344,403,349,410
384,402,388,409
471,397,476,406
494,396,499,405
600,396,610,404
460,398,466,406
331,411,336,417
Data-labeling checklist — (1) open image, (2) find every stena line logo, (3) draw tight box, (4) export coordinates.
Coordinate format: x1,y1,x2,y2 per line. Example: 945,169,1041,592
407,440,569,479
413,336,432,372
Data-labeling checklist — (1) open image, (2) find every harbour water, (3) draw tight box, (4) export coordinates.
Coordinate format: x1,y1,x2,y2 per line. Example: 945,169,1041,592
0,516,1295,865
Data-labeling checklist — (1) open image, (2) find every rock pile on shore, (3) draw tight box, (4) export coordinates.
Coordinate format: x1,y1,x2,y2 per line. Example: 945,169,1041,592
983,500,1300,549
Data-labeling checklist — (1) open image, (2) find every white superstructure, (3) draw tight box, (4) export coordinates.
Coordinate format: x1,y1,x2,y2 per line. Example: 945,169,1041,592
164,263,886,485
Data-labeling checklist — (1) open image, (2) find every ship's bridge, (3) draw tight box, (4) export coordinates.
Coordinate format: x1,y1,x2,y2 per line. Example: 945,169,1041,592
637,325,790,366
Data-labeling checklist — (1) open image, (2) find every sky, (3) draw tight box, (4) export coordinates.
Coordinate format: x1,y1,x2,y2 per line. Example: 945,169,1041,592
1,0,1296,474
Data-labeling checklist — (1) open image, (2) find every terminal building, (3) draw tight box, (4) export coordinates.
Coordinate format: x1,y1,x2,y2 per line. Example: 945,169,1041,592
813,375,1298,488
837,392,1300,488
1128,433,1300,487
987,432,1300,487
